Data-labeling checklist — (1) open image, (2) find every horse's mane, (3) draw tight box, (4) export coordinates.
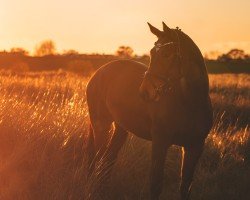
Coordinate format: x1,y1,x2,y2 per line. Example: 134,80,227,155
177,30,210,95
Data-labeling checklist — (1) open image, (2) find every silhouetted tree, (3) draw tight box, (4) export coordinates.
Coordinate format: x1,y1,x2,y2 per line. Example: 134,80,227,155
218,49,246,61
244,54,250,60
10,47,29,56
226,49,245,59
116,46,134,58
35,40,56,56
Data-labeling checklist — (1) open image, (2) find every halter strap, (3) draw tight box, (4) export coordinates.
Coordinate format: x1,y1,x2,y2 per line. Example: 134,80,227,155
155,42,174,52
144,69,183,95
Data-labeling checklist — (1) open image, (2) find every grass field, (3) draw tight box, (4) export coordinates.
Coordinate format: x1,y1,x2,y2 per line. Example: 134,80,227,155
0,70,249,200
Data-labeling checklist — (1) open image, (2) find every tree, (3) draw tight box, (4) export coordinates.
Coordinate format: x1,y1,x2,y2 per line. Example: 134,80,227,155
218,49,246,61
226,49,245,60
10,47,29,56
116,46,134,58
35,40,56,56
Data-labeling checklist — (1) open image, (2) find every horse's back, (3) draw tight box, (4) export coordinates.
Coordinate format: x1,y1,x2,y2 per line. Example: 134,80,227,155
86,59,147,100
90,59,147,79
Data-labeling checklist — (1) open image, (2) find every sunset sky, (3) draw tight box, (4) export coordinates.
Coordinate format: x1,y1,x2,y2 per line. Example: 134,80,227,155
1,0,250,55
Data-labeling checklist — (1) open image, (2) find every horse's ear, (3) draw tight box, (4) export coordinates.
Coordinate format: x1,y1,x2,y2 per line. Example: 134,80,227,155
147,22,163,38
162,22,171,33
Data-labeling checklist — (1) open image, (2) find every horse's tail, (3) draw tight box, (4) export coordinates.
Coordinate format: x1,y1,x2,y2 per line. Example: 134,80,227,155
87,123,95,175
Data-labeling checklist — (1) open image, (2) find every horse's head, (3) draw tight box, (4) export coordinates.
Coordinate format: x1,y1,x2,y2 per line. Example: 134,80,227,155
140,22,184,102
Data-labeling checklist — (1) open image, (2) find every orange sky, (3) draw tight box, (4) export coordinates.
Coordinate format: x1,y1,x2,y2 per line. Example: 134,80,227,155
1,0,250,55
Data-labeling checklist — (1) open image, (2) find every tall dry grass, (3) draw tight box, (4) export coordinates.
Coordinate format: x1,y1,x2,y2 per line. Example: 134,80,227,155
0,70,249,200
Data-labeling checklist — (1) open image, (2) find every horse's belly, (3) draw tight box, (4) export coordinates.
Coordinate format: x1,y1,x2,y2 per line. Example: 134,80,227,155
107,98,152,140
105,78,152,139
115,111,152,140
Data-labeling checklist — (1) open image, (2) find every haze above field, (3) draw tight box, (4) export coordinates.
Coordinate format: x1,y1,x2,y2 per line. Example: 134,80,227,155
1,0,250,55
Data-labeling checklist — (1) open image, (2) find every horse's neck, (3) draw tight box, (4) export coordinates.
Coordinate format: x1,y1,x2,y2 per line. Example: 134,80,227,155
182,34,209,91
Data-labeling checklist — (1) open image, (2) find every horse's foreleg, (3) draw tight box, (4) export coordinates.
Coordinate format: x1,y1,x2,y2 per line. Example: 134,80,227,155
150,134,169,200
180,141,204,200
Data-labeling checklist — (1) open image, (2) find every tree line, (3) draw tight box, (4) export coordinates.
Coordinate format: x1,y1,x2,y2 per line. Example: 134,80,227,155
1,40,250,74
5,40,134,58
3,39,250,62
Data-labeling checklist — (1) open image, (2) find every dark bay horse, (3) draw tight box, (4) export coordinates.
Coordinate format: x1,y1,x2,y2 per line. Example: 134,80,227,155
86,22,213,200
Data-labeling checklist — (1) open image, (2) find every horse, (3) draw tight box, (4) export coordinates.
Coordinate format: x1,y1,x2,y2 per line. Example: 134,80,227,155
86,22,213,200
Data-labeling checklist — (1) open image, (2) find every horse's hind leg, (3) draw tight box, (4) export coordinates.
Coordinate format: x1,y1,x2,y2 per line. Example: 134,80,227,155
90,116,113,163
87,123,96,175
95,123,128,197
104,123,128,166
180,140,205,200
96,123,128,183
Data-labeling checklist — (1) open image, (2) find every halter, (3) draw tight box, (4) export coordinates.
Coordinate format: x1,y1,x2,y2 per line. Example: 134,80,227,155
155,42,174,52
144,27,183,96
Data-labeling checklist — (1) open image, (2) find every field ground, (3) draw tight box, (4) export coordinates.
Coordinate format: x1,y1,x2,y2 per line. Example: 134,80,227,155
0,70,249,200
